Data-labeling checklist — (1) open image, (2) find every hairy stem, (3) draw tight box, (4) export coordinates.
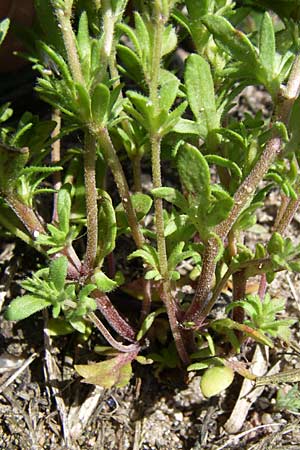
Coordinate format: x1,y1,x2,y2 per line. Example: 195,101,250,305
147,2,189,363
55,4,84,85
88,312,139,353
97,127,144,248
83,132,98,272
93,290,136,342
275,191,300,235
5,193,45,237
51,109,62,223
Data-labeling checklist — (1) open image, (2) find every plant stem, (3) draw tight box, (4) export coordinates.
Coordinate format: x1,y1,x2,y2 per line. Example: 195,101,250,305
146,2,189,363
55,4,84,85
132,154,142,192
151,135,168,276
51,109,62,223
88,312,139,353
93,290,136,342
275,192,300,235
5,193,45,237
83,132,98,273
97,127,144,248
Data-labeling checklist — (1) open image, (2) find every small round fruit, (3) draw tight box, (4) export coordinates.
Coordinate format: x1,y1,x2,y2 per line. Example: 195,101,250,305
200,366,234,398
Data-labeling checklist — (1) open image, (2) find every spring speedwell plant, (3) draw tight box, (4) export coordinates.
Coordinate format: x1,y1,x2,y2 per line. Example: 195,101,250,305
2,0,300,394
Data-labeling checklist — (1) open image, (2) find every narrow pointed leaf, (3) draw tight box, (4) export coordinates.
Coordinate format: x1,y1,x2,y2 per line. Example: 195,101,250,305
57,184,71,234
185,54,219,132
0,18,9,45
259,12,275,77
202,15,259,68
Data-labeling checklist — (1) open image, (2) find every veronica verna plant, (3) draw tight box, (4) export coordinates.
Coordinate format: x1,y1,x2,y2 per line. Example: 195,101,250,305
1,0,300,394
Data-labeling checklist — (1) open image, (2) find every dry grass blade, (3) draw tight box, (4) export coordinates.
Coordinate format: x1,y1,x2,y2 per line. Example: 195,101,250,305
0,352,37,394
69,385,104,439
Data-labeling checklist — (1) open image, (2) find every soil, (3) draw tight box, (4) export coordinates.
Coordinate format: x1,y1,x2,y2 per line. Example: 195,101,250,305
1,69,300,450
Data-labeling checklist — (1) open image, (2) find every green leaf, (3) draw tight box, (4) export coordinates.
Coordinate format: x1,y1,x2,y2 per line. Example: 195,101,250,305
38,42,72,88
172,119,207,139
0,102,13,123
117,44,144,84
137,307,166,340
92,270,118,292
49,256,68,291
134,12,150,59
159,71,180,112
77,12,91,62
57,184,72,234
75,83,91,121
267,232,285,255
98,190,117,261
91,83,110,126
202,15,259,68
126,91,152,131
161,25,177,56
205,155,242,181
207,186,233,227
0,144,29,193
151,187,188,211
200,366,234,397
161,101,188,136
185,54,219,133
128,245,159,270
117,23,141,56
47,318,74,336
5,295,51,321
212,318,274,347
187,362,210,371
168,241,200,272
116,193,152,227
259,12,275,78
75,354,134,388
69,317,87,334
0,18,10,46
130,193,153,220
177,143,210,209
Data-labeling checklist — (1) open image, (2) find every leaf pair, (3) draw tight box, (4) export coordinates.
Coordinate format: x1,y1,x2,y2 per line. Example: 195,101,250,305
36,184,79,253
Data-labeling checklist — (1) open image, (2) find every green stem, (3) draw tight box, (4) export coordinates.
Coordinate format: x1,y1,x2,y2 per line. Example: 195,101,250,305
97,127,144,249
147,2,189,363
149,3,164,109
51,108,62,223
151,134,168,276
83,132,98,272
55,4,84,85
